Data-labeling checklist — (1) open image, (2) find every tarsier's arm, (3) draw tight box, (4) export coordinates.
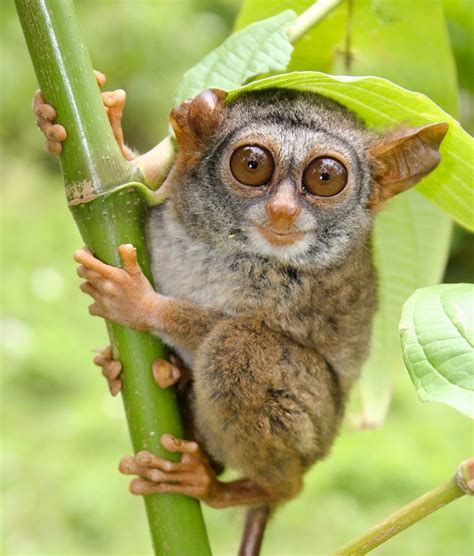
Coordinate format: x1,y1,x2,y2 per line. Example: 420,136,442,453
74,244,220,352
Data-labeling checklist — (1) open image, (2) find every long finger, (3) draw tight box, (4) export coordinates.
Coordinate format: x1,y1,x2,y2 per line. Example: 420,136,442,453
161,434,199,455
94,70,106,88
118,244,141,276
129,477,203,497
36,117,52,135
77,265,102,282
93,352,120,371
152,359,181,389
99,359,122,380
44,139,62,156
92,344,113,359
102,89,126,109
108,379,122,396
80,281,100,298
102,345,113,358
135,450,195,473
74,249,117,279
46,124,67,142
32,90,56,120
88,303,107,319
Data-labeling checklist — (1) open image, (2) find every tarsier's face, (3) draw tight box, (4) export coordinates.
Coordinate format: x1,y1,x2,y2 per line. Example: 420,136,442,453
170,89,446,269
217,114,373,267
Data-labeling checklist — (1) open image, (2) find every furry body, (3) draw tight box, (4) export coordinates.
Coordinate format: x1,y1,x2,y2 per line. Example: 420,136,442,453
146,90,378,497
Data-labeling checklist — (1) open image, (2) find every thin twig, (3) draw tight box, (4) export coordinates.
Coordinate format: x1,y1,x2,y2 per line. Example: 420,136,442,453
332,458,473,555
344,0,354,74
287,0,343,44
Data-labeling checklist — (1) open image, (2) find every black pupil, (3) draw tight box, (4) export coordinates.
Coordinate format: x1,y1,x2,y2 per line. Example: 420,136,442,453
248,160,258,169
320,172,331,181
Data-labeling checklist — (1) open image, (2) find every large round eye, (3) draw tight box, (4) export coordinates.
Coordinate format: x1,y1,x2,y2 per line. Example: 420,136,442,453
230,145,274,186
302,157,348,197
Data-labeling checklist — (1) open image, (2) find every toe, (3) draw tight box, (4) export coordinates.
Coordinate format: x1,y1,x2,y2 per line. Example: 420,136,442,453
161,434,199,454
152,359,181,388
47,124,67,142
108,379,122,396
101,359,122,380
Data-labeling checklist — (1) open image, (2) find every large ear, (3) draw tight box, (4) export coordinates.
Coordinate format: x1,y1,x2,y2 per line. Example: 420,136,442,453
367,122,448,207
169,88,227,153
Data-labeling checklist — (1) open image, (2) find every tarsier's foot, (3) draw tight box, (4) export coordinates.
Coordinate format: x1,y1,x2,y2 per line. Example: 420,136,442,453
32,69,135,160
120,435,275,509
93,345,182,396
119,434,221,504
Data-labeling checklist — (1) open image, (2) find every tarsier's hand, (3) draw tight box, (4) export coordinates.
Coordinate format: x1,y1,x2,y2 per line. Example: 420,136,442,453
75,244,162,331
93,345,183,396
32,70,135,160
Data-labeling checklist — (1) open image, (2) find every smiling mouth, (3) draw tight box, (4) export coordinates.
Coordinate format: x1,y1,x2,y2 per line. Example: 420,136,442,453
253,223,306,246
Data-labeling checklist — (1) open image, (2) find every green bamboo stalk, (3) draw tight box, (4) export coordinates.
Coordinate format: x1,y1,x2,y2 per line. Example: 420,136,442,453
332,458,473,555
15,1,211,554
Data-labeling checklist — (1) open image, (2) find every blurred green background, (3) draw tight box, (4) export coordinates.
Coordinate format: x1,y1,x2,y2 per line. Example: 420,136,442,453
1,1,473,555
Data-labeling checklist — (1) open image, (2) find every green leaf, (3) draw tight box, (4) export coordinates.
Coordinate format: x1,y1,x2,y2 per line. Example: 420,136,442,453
235,0,458,114
229,72,473,230
361,191,452,424
399,284,474,418
235,0,345,74
174,10,296,103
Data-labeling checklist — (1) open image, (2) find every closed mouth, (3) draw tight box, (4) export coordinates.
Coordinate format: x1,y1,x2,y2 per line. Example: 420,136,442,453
253,222,306,246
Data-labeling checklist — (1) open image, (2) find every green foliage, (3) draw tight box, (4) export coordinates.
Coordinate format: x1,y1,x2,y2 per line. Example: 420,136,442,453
443,0,474,93
175,10,296,102
400,284,474,418
237,0,458,113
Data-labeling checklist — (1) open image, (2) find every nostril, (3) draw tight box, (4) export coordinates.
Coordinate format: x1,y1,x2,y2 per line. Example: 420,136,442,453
267,202,299,219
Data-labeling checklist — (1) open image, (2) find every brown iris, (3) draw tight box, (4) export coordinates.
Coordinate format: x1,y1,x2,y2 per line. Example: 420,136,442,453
230,145,274,186
302,157,348,197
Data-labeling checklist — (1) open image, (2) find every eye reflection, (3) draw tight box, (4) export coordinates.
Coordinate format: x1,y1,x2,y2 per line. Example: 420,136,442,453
302,157,348,197
230,145,274,186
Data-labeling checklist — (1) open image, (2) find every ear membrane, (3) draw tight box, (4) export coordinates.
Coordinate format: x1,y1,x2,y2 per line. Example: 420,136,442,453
169,88,227,151
368,122,449,205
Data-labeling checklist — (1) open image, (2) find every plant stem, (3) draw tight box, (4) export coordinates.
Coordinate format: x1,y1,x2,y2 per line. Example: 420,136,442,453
287,0,343,44
332,458,473,555
15,1,211,554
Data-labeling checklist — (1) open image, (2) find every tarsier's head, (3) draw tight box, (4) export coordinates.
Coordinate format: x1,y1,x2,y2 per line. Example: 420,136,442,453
168,88,447,269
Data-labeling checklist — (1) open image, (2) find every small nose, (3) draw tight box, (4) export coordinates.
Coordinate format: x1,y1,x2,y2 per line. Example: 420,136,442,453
266,198,300,229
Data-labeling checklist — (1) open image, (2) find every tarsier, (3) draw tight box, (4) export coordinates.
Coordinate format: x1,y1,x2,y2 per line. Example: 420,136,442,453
34,73,447,555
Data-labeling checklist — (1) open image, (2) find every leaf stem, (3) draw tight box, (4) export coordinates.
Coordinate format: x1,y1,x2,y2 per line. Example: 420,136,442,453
287,0,343,44
343,0,354,74
332,458,473,555
134,135,176,190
